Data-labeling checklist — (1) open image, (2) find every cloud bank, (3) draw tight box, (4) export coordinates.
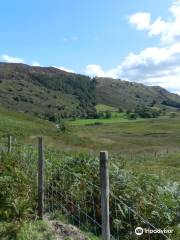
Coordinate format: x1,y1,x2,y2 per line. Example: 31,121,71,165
85,0,180,94
32,61,41,66
53,66,74,73
128,0,180,44
1,54,24,64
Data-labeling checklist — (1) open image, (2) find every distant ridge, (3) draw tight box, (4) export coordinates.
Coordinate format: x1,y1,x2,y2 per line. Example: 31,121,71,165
0,63,179,120
95,77,180,111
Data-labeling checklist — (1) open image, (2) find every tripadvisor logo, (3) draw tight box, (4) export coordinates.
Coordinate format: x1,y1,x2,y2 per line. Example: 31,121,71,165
135,227,143,236
135,227,173,236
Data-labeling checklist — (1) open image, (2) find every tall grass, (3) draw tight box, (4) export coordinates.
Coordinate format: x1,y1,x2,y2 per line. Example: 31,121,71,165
1,144,179,239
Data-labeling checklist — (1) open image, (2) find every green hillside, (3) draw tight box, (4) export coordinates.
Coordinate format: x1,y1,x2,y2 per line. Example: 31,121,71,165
1,63,180,122
0,63,96,120
96,104,118,112
95,77,180,111
0,107,57,137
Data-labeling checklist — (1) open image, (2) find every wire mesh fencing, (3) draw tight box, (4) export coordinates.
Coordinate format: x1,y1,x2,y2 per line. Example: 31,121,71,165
0,136,173,240
109,194,170,240
43,146,170,240
44,167,102,235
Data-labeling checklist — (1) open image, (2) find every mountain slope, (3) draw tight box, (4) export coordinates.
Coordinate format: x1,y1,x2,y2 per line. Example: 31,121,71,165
0,63,96,120
95,77,180,110
0,63,180,120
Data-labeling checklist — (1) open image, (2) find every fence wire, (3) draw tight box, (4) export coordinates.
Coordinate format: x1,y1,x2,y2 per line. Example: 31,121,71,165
44,150,170,240
0,137,172,240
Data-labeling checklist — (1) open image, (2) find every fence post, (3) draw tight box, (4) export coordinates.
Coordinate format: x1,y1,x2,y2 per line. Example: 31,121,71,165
38,137,44,220
8,135,12,153
100,151,110,240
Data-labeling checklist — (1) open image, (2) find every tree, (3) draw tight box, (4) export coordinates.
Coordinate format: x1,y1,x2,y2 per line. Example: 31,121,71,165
57,119,68,132
104,111,112,119
170,112,177,118
127,113,137,120
134,105,161,118
118,108,123,113
97,112,105,119
126,109,131,114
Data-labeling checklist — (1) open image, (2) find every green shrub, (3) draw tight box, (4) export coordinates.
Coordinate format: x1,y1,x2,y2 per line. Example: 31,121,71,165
170,112,177,118
126,109,131,114
17,221,55,240
57,119,68,132
118,108,123,113
0,149,37,238
135,105,161,118
104,110,112,119
96,112,105,119
127,112,137,120
1,145,180,239
86,122,103,126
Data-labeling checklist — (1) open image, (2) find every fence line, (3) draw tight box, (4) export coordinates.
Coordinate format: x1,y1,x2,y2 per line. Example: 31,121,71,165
0,136,171,240
100,151,110,240
38,137,44,220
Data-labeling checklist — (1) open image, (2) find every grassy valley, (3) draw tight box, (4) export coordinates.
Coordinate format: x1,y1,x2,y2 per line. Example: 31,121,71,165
1,63,180,123
0,64,180,239
1,110,180,239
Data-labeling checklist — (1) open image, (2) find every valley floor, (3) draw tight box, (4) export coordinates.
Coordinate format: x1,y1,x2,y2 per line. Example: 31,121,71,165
1,108,180,239
1,108,180,183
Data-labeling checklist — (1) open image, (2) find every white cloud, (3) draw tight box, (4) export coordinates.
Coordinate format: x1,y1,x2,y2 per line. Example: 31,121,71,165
85,43,180,94
128,12,151,30
32,61,41,66
85,64,118,79
85,0,180,95
128,0,180,44
119,43,180,93
53,66,74,73
85,65,104,77
1,54,24,63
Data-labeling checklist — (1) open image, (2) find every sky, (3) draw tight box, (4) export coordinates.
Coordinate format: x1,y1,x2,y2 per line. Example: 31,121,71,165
0,0,180,94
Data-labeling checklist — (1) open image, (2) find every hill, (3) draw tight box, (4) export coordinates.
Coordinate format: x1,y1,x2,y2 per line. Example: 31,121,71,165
95,77,180,111
0,107,57,137
0,63,96,120
0,63,180,120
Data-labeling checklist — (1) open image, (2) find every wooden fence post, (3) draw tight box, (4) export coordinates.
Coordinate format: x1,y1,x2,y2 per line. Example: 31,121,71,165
8,135,12,153
38,137,44,220
100,151,110,240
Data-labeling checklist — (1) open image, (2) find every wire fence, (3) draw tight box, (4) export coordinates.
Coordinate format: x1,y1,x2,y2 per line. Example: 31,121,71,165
43,158,170,240
0,136,173,240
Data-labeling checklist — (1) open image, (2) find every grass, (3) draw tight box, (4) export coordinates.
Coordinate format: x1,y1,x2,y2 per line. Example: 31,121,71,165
1,106,180,182
95,104,118,112
1,107,180,156
0,221,55,240
49,211,100,240
69,117,134,126
71,104,145,126
121,152,180,182
0,107,57,137
17,221,55,240
1,110,180,239
67,116,180,154
69,113,143,126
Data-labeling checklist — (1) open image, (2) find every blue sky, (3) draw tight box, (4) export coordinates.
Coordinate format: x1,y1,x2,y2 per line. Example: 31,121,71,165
0,0,180,93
